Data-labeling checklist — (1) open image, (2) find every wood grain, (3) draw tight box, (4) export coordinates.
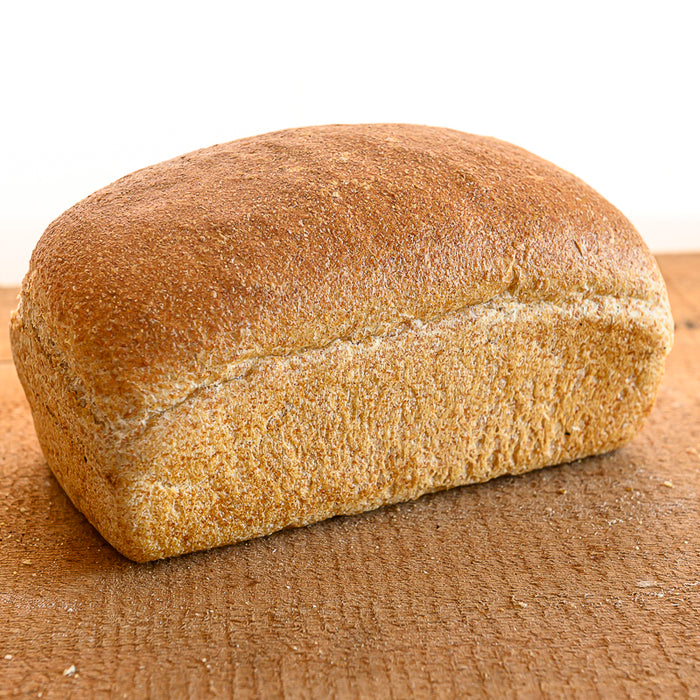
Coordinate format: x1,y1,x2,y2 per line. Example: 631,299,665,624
1,255,698,699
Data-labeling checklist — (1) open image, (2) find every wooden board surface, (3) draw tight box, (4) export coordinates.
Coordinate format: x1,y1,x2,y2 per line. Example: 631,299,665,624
1,255,698,699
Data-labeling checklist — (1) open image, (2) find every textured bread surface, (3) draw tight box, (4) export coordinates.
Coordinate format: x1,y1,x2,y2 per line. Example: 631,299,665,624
10,124,673,561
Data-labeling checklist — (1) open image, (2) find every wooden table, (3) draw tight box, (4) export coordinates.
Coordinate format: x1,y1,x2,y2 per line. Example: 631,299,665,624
1,255,698,699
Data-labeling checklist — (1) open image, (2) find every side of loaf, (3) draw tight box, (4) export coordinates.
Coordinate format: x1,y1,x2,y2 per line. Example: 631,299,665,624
10,124,674,561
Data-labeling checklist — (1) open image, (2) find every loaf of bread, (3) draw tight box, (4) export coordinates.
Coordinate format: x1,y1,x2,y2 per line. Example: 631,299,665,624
10,124,673,562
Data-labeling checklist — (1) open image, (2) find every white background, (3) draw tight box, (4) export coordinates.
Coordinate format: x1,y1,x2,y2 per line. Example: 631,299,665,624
1,0,698,285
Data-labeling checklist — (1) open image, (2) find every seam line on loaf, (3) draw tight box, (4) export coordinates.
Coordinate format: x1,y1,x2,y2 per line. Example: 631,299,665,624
119,293,674,441
15,288,673,447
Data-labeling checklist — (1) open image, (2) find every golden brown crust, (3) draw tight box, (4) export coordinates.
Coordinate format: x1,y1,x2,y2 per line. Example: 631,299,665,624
10,124,674,561
22,124,667,424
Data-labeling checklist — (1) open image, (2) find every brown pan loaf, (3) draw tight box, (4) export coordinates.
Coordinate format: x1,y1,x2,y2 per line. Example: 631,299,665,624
10,124,673,562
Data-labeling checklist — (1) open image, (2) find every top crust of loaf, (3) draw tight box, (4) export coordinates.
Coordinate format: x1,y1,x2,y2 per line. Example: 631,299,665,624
16,124,670,427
